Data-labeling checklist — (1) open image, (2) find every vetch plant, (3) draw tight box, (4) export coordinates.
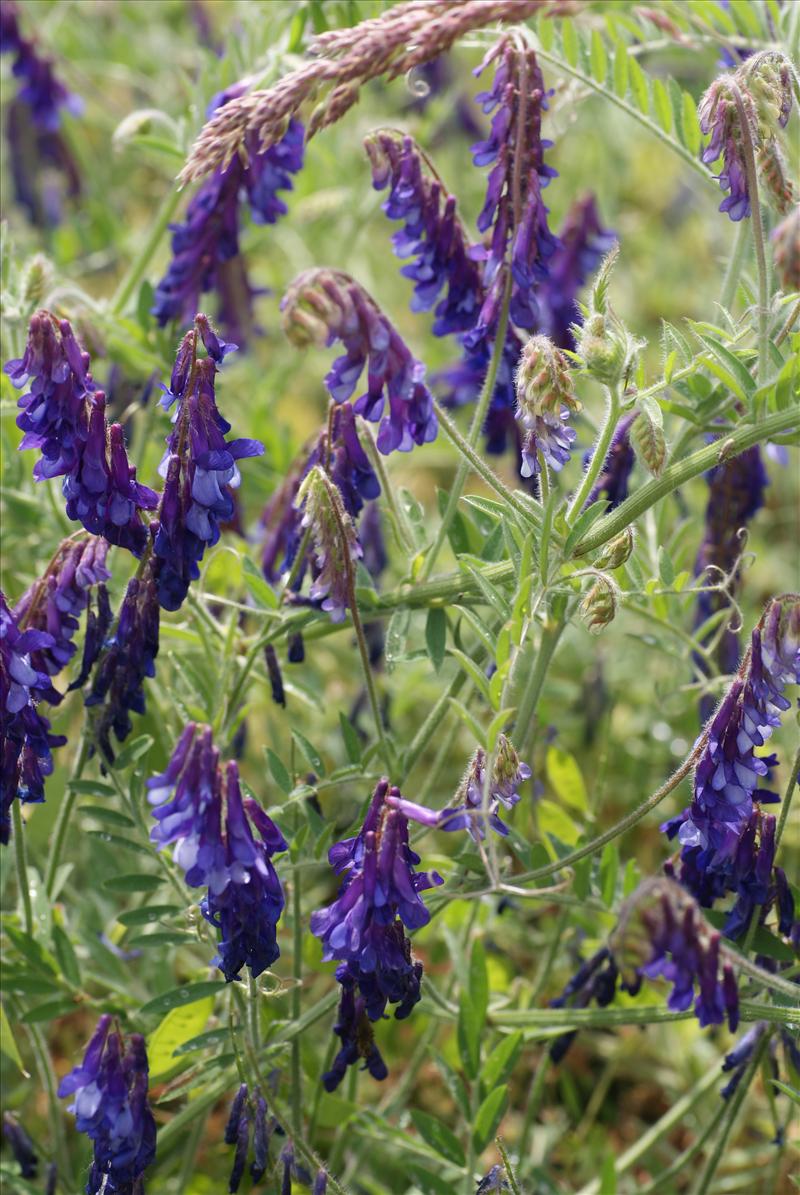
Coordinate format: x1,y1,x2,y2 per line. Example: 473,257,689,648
0,2,798,1194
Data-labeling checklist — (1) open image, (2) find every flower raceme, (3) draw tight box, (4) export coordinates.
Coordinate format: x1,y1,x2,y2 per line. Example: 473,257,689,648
5,312,158,555
310,778,443,1088
296,466,363,623
514,334,580,479
58,1015,156,1195
663,595,800,938
281,268,437,454
148,723,287,981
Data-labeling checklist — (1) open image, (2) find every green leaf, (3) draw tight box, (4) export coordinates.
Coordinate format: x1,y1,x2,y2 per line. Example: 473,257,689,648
112,734,154,771
681,90,701,155
600,1153,617,1194
481,1032,523,1093
399,486,429,549
52,926,80,988
449,649,492,705
139,982,226,1018
651,77,672,133
410,1110,465,1167
406,1166,458,1195
628,55,650,113
447,697,486,745
546,746,588,813
469,940,489,1030
172,1027,230,1056
21,999,78,1023
339,712,362,766
291,729,325,775
590,29,607,83
385,608,411,672
103,874,162,894
87,831,151,856
242,556,279,608
67,779,116,797
80,805,136,828
472,1086,508,1153
695,332,756,400
147,996,215,1081
116,904,183,927
128,931,196,948
657,546,675,587
599,841,619,906
564,501,608,556
561,18,579,67
425,607,447,673
538,800,581,847
458,991,482,1079
0,1002,27,1074
613,41,629,97
771,1080,800,1107
266,748,293,795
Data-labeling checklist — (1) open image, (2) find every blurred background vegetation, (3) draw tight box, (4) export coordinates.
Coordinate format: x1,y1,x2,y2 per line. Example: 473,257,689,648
1,1,798,1192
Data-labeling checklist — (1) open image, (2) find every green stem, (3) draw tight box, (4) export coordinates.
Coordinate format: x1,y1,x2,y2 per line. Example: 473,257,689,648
176,1112,207,1194
44,732,90,899
566,385,621,524
433,399,535,524
576,1062,724,1195
463,1079,480,1195
638,1099,728,1195
518,1051,550,1165
110,185,182,315
291,861,303,1139
721,946,800,1002
512,619,565,756
421,272,513,581
512,740,702,885
774,746,800,850
775,296,800,346
573,406,798,555
690,1035,769,1195
720,221,750,311
248,972,261,1054
359,426,417,556
491,999,793,1028
495,1139,522,1195
12,801,33,936
27,1022,73,1187
729,80,769,387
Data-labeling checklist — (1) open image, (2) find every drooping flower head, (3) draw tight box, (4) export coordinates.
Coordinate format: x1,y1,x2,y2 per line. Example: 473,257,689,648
311,779,443,1086
1,590,66,843
154,314,263,611
514,334,580,478
12,535,111,702
699,74,757,221
221,1082,277,1191
469,36,558,339
321,973,388,1092
693,445,768,720
57,1015,156,1195
282,268,437,454
771,203,800,292
152,76,304,344
5,312,158,555
148,724,287,980
260,402,379,585
663,596,800,936
365,130,483,336
388,734,531,841
296,465,363,623
0,0,81,225
85,553,161,762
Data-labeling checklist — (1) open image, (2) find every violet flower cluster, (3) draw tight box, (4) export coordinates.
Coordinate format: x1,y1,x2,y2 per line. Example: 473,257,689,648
693,445,768,721
0,0,81,225
1,591,65,843
223,1083,282,1192
514,334,580,480
58,1015,156,1195
5,312,158,556
154,314,263,611
663,596,799,939
260,401,379,587
282,268,437,455
152,80,304,345
310,778,443,1089
389,735,531,841
148,723,287,981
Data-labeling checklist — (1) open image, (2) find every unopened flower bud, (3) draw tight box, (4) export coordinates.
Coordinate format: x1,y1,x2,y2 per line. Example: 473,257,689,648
595,528,634,570
297,466,362,622
757,138,794,214
578,313,626,386
743,53,793,137
20,253,53,307
771,205,800,291
630,398,667,477
580,577,617,634
515,335,578,416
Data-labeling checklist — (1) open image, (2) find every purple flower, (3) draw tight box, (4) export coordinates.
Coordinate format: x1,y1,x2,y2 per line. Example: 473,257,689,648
311,778,442,1084
221,1083,276,1190
148,725,287,980
542,194,616,350
296,466,363,623
365,131,483,336
693,446,768,722
154,316,263,611
1,591,66,843
84,556,161,763
514,335,580,479
584,413,637,510
548,946,620,1062
152,97,304,344
469,37,558,339
389,735,531,841
0,1,82,225
6,313,157,555
282,269,437,455
58,1015,156,1195
2,1112,38,1179
699,76,754,221
260,402,379,586
12,535,111,700
663,596,799,931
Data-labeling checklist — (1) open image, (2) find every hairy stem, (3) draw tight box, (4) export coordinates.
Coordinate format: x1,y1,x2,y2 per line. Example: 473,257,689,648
566,384,621,524
729,80,769,387
12,801,33,936
690,1034,769,1195
44,731,90,899
433,399,536,524
512,619,566,756
110,185,182,315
